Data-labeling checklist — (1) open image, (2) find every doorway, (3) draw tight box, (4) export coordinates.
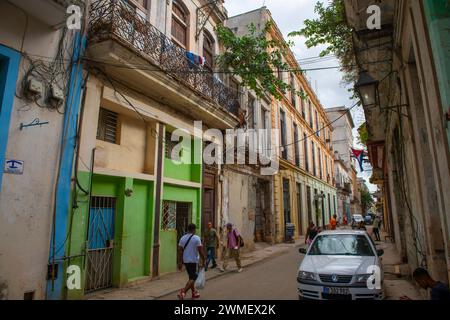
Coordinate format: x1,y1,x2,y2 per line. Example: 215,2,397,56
85,196,116,293
296,183,303,236
283,179,291,241
255,180,271,242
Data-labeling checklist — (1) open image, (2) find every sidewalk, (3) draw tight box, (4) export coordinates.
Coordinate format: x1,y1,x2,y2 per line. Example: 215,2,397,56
86,238,304,300
372,232,424,300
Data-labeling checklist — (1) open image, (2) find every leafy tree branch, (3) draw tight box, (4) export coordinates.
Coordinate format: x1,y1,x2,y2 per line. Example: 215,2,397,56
215,22,307,101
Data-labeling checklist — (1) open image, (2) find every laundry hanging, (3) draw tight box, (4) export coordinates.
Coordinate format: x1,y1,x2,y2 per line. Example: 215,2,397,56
185,51,206,67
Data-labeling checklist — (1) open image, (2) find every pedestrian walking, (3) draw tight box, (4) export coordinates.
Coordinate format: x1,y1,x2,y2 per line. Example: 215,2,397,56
330,214,338,230
358,221,366,230
372,216,381,241
203,222,219,271
177,223,206,300
220,223,244,273
305,222,318,246
412,267,450,300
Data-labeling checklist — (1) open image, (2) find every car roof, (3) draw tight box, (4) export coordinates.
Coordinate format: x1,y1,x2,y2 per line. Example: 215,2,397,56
318,230,368,236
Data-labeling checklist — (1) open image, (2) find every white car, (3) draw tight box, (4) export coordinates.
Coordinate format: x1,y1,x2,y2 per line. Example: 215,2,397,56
351,214,364,228
297,230,385,300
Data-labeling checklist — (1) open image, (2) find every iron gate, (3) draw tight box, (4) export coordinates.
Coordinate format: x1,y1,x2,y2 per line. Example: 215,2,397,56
85,196,116,293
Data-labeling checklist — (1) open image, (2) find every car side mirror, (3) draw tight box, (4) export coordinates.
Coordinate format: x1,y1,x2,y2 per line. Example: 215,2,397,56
377,249,384,257
299,248,307,254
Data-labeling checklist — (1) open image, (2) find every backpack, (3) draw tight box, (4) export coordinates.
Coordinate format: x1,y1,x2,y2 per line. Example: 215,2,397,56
233,229,244,248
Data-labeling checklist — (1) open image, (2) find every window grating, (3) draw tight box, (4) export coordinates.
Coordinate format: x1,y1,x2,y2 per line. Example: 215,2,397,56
97,108,118,144
162,201,177,230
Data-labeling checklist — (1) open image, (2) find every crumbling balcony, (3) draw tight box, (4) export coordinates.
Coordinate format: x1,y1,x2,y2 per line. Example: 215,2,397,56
87,0,240,129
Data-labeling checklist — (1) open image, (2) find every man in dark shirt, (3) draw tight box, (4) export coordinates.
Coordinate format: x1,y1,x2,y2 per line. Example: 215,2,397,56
203,222,219,271
413,267,450,300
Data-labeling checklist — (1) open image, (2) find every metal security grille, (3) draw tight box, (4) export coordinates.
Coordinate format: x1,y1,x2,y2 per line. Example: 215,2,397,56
85,197,116,293
97,108,118,144
162,201,177,230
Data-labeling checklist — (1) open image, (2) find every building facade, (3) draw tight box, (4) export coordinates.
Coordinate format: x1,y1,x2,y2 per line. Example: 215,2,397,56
228,8,337,243
0,0,86,300
345,0,450,288
326,106,356,222
56,0,241,299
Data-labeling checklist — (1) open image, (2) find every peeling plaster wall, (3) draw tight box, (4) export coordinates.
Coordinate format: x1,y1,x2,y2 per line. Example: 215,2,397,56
0,2,78,300
221,168,258,251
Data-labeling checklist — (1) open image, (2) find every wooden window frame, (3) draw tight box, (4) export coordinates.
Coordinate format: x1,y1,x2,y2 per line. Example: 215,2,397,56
203,31,215,72
171,0,189,49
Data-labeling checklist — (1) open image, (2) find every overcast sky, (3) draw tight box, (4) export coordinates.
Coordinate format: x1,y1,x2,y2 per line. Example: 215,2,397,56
225,0,377,192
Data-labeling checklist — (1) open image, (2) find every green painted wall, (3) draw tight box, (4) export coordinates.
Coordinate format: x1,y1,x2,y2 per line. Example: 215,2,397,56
164,134,202,183
159,184,201,275
423,0,450,146
65,172,154,299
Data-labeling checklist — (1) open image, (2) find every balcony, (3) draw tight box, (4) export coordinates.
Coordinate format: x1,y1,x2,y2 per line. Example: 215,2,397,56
87,0,240,129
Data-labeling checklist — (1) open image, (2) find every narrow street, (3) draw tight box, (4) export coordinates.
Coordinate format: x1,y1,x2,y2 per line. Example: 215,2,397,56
157,235,423,300
159,245,302,300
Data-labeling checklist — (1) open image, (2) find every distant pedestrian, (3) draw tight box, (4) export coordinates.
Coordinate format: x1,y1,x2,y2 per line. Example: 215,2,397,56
203,222,219,271
305,222,318,246
220,223,243,273
177,223,206,300
412,267,450,300
358,221,366,230
343,215,348,226
330,214,338,230
372,216,381,241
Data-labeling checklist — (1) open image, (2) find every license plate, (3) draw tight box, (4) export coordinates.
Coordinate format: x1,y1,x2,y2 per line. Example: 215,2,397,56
323,287,350,295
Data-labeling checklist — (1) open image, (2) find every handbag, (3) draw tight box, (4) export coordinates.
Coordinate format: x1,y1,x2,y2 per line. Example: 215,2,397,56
234,230,244,248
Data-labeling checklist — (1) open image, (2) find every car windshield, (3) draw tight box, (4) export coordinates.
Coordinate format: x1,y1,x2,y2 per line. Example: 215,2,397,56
308,234,375,256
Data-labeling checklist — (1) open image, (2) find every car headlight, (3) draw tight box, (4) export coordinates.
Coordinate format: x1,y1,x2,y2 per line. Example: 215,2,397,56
355,274,372,283
298,271,316,281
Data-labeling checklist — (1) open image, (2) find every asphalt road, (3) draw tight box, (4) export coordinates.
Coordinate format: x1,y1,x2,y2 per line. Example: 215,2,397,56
158,245,304,300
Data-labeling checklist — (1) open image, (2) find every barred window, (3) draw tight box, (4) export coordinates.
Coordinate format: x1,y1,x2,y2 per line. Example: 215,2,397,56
97,108,119,144
162,201,177,230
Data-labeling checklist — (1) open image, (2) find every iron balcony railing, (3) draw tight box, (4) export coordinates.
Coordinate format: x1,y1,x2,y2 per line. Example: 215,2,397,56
88,0,240,117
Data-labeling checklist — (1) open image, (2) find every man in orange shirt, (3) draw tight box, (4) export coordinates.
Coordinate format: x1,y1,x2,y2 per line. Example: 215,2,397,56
330,214,338,230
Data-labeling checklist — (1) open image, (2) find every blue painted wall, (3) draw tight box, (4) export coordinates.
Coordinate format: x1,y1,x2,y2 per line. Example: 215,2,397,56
0,45,21,191
46,32,86,300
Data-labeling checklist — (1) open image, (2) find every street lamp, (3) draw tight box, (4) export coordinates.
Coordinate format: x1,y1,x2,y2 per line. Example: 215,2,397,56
355,70,379,107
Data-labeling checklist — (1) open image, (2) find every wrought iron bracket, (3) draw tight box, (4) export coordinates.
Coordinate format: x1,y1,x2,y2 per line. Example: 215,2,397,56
195,1,218,40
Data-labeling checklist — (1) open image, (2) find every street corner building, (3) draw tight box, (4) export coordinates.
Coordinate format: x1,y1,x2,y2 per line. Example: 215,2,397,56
344,0,450,288
61,0,240,299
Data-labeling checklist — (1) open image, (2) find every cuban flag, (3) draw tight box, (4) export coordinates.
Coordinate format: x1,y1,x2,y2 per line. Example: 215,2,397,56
351,148,366,172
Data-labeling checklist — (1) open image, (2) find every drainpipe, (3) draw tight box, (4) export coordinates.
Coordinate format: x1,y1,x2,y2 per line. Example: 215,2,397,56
152,123,165,277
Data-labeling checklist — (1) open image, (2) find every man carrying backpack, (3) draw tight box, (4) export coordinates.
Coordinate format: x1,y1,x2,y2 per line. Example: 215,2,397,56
220,223,244,273
177,223,206,300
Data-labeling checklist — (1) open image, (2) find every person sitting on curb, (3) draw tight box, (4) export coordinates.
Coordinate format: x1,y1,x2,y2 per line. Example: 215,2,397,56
411,267,450,300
